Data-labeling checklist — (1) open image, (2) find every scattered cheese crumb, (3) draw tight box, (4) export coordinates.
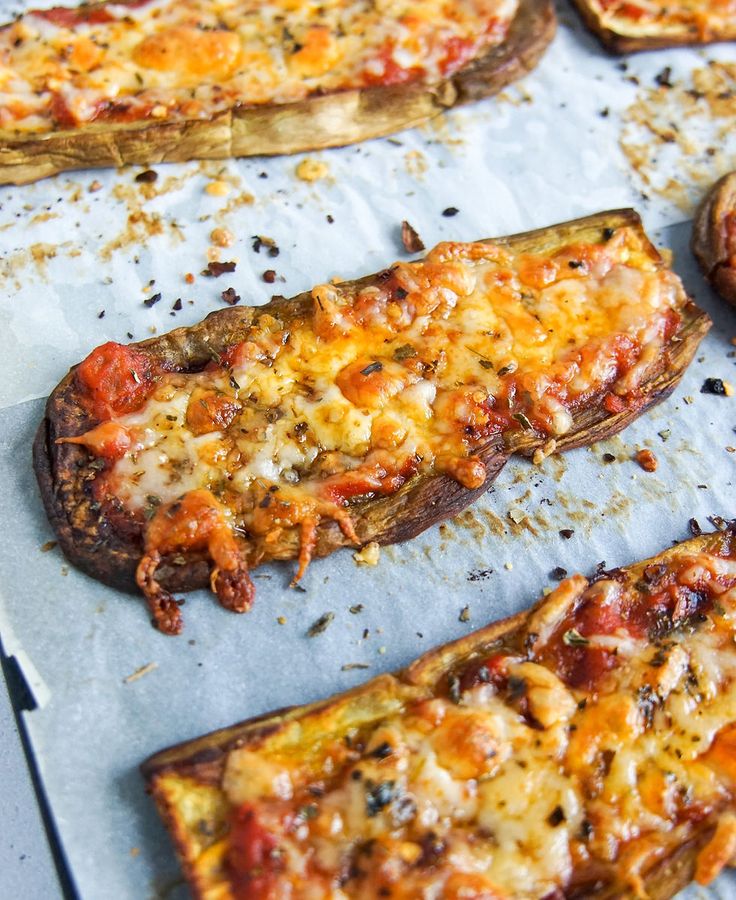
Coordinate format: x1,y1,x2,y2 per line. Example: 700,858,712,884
353,542,381,567
123,662,158,684
206,180,231,197
724,381,734,397
184,273,195,284
508,508,526,524
296,158,330,182
532,438,557,465
378,646,387,655
504,562,513,571
88,180,102,193
404,149,427,177
277,616,287,625
210,227,234,248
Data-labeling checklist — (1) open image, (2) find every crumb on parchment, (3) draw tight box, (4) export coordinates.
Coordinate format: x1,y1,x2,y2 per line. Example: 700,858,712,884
205,180,231,197
210,227,234,248
353,543,380,567
634,449,658,472
401,220,425,254
123,662,158,684
296,158,330,182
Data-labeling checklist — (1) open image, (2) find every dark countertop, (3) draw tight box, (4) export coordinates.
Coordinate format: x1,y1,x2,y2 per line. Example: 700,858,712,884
1,647,66,899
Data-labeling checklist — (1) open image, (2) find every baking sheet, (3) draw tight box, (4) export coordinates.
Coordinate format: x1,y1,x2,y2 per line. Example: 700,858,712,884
0,1,735,898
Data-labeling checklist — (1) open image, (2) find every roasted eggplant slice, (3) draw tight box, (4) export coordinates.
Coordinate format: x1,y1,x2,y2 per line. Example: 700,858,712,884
142,527,736,899
692,172,736,308
571,0,736,52
0,0,555,185
34,210,711,633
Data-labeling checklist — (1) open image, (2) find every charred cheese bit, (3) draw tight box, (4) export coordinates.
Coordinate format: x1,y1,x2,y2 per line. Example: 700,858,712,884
217,534,736,898
64,228,692,628
136,489,254,634
0,0,519,132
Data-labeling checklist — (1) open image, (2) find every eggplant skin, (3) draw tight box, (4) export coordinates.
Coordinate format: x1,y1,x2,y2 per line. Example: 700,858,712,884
141,529,736,900
33,209,711,618
570,0,736,52
0,0,554,186
692,172,736,309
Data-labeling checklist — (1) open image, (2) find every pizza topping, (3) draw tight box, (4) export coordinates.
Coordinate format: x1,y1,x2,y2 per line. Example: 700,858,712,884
0,0,518,133
60,227,693,629
57,420,132,461
227,804,283,899
185,387,242,435
220,531,736,897
592,0,736,38
136,488,254,634
75,340,157,419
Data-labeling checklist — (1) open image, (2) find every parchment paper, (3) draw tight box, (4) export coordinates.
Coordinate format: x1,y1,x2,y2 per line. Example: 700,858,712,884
0,1,735,898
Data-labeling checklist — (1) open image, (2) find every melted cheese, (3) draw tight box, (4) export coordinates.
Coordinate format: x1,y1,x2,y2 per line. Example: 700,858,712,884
591,0,736,38
220,540,736,897
96,227,683,533
0,0,517,132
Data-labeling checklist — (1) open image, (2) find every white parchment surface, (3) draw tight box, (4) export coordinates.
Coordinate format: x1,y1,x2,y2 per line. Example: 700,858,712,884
0,1,735,897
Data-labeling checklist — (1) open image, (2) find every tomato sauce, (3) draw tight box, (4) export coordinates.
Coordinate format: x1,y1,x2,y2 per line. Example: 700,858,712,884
76,341,157,420
228,805,282,900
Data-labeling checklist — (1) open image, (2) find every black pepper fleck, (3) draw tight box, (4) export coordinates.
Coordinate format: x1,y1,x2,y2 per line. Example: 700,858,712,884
701,378,726,396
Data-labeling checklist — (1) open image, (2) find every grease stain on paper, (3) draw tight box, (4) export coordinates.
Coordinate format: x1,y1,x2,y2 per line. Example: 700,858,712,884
620,60,736,214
